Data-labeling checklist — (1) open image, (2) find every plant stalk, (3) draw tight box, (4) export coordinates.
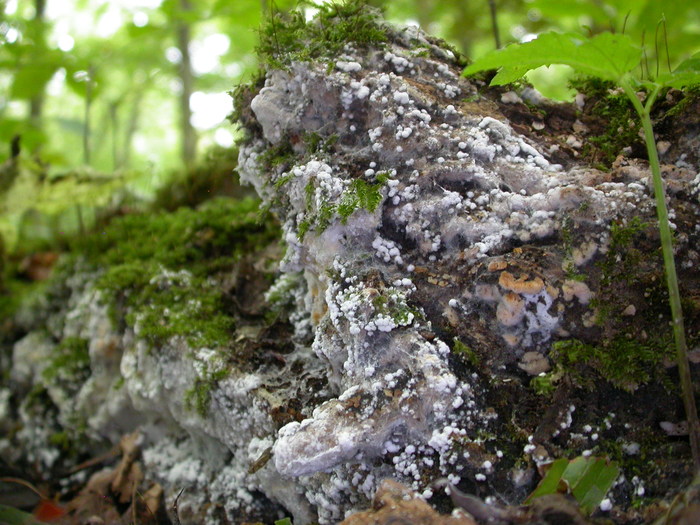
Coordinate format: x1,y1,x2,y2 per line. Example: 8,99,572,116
621,80,700,473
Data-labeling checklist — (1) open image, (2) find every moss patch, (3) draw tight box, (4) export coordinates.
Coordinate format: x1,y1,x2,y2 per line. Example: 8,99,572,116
451,338,480,368
572,77,643,168
257,0,388,69
43,337,91,387
550,336,673,392
592,216,652,326
184,367,230,417
72,197,279,348
298,172,388,241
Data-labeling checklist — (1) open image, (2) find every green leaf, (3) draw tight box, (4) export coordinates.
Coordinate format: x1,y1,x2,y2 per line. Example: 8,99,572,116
464,32,642,85
524,458,568,504
274,519,293,525
490,65,531,85
10,63,59,99
0,504,44,525
525,456,620,515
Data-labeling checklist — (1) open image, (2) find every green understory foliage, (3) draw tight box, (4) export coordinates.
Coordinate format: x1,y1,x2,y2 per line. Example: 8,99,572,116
71,197,279,348
525,456,620,515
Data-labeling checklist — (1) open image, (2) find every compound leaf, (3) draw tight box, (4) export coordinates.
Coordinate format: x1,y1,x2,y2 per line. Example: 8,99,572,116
463,31,641,85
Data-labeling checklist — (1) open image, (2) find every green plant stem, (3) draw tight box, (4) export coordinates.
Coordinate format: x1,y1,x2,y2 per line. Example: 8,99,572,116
621,79,700,473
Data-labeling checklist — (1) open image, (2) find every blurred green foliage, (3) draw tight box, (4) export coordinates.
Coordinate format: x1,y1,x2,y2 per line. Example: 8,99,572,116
0,0,698,259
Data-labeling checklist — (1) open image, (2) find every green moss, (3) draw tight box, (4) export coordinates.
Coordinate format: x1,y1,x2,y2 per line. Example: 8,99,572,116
72,197,279,349
592,216,650,324
529,367,566,396
298,175,387,240
0,275,46,329
259,141,296,173
559,216,588,282
257,0,388,69
337,178,384,223
317,202,336,231
305,132,338,155
593,425,674,502
570,77,641,167
273,173,295,190
530,373,557,396
452,338,480,367
550,336,673,392
370,288,419,327
297,218,312,241
43,337,90,385
184,367,229,417
49,431,71,450
661,85,699,119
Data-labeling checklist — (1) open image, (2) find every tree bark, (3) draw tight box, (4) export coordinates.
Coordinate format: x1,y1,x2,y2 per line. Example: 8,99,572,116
29,0,46,149
176,0,196,170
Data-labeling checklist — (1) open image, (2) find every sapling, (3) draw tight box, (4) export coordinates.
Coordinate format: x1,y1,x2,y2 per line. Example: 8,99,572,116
463,32,700,471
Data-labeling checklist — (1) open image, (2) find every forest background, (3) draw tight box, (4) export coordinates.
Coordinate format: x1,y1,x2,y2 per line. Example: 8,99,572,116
0,0,698,256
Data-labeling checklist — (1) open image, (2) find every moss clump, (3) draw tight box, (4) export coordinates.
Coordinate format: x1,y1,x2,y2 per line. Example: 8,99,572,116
337,177,386,223
370,287,419,327
550,336,673,392
592,216,650,325
530,372,558,396
259,141,297,175
452,338,480,368
72,197,279,348
43,337,91,386
184,367,229,417
304,132,339,156
298,174,387,240
257,0,388,69
571,77,642,168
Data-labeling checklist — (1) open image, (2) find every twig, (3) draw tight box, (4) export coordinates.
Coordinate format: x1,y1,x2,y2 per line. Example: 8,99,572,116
0,476,48,500
172,487,186,525
65,444,120,475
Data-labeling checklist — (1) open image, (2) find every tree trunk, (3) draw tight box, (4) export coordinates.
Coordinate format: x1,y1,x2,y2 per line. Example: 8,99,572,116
176,0,196,169
82,65,95,165
122,90,143,168
29,0,46,149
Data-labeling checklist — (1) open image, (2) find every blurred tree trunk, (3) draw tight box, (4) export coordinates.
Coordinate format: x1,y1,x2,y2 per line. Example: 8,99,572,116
176,0,196,169
29,0,46,150
83,65,95,165
122,90,143,168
